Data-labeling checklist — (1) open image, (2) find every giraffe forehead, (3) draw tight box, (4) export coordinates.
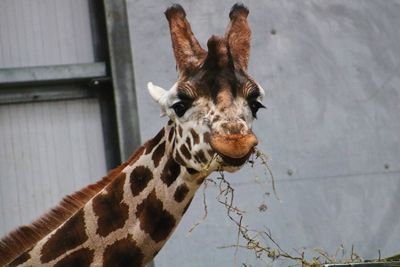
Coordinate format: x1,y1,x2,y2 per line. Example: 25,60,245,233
177,69,258,102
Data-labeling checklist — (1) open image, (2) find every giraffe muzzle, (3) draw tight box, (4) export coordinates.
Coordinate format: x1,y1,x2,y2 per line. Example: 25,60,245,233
210,133,258,165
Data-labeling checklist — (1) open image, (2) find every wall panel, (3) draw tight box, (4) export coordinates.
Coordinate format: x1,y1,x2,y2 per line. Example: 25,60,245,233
0,0,94,68
0,98,107,236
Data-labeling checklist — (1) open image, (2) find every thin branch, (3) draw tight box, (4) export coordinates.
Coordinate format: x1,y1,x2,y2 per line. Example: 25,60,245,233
186,147,377,266
187,179,209,235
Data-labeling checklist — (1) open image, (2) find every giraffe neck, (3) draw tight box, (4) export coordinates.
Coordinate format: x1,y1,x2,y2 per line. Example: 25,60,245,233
7,123,209,267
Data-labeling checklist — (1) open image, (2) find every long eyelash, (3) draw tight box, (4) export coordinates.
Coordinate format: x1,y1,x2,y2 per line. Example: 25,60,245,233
249,101,266,119
177,83,197,99
177,91,194,102
244,79,261,97
247,89,260,99
257,102,266,109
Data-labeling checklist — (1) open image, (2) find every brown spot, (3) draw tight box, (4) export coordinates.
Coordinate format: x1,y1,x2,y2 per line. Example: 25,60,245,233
195,150,207,164
130,166,153,196
40,209,88,263
186,137,192,150
177,125,183,137
8,249,31,267
151,141,166,168
180,144,191,160
54,247,94,267
175,151,186,166
145,128,165,154
204,132,211,143
160,158,181,186
182,198,193,215
197,176,206,185
212,115,221,122
171,136,176,152
191,129,200,144
103,235,144,267
93,174,129,237
168,119,173,125
174,184,189,202
186,167,199,175
136,190,176,242
168,128,174,143
207,148,215,157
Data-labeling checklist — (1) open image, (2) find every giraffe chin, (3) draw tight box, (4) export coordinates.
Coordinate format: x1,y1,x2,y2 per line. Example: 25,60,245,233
216,147,255,172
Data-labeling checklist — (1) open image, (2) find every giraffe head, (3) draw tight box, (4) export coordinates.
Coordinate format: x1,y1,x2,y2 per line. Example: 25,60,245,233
148,3,265,173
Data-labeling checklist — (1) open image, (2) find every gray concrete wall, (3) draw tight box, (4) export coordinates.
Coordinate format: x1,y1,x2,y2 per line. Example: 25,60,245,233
127,1,400,266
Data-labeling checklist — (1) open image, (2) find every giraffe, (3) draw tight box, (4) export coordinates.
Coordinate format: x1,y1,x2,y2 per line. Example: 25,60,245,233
0,3,265,267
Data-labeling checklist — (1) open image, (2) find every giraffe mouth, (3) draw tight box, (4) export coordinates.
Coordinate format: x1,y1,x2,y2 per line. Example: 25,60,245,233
216,147,255,167
210,133,258,167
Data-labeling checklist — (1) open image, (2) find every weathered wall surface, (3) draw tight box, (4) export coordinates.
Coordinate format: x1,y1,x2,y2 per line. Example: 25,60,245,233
127,1,400,266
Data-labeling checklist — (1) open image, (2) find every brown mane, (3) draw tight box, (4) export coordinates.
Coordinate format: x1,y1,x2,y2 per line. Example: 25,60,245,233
0,145,145,266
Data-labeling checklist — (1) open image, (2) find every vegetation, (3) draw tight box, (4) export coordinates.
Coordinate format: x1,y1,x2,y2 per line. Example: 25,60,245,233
191,149,399,266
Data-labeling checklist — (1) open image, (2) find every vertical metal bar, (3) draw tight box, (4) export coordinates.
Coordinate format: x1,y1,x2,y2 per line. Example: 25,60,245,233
102,1,155,266
96,80,121,171
88,0,108,62
103,0,141,161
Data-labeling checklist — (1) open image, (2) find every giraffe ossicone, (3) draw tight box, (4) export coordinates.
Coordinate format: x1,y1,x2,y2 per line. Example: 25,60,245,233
0,3,266,266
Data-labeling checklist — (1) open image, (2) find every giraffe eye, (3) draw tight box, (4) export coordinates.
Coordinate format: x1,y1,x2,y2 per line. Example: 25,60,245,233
171,101,190,117
249,101,265,118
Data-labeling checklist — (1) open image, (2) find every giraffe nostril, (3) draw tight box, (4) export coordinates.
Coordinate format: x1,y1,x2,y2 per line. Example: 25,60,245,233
220,122,245,135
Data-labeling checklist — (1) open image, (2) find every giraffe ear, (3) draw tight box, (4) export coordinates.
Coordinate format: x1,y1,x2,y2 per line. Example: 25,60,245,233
165,4,206,76
148,82,167,103
148,82,168,117
225,3,251,70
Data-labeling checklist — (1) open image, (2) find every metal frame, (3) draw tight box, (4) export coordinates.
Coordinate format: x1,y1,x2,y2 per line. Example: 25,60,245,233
103,0,141,161
0,0,143,167
0,83,98,104
0,63,106,86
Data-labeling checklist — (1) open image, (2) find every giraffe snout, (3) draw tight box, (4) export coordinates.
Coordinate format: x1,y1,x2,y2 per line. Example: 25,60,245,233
219,122,246,135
